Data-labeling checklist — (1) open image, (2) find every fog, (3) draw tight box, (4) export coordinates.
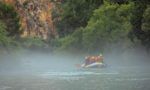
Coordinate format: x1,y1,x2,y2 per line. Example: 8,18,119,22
0,48,150,90
0,47,150,75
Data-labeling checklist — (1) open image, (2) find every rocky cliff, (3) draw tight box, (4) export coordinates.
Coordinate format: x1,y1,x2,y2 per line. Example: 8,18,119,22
1,0,58,40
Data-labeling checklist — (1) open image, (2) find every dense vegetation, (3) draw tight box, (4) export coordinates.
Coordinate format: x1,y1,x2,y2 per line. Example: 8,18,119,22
0,2,47,52
0,0,150,54
52,0,103,37
0,3,19,52
52,0,150,53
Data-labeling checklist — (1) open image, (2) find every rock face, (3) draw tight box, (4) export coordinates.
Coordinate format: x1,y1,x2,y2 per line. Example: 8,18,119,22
2,0,58,40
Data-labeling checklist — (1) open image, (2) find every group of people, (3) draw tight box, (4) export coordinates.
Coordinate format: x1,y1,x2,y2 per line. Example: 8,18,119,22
84,54,104,66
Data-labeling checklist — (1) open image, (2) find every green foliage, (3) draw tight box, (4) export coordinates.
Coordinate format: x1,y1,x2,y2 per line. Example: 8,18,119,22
53,0,103,37
0,2,51,52
82,2,133,52
55,2,134,53
129,0,150,50
0,21,18,49
58,28,83,51
20,37,48,49
0,0,149,53
130,0,150,37
0,2,20,37
142,5,150,33
109,0,128,4
0,21,9,46
142,5,150,49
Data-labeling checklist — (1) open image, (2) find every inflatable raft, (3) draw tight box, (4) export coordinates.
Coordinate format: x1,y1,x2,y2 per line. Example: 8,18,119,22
81,62,105,68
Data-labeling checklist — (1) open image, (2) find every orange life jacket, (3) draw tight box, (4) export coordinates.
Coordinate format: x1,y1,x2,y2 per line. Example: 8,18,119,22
85,55,103,65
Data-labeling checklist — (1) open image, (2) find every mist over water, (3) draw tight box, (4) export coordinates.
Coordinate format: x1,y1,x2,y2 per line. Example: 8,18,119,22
0,48,150,90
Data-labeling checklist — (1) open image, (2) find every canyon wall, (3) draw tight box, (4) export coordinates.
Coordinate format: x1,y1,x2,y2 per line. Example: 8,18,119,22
1,0,58,40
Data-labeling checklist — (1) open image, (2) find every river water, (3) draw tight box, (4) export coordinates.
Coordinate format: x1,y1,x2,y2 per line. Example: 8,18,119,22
0,52,150,90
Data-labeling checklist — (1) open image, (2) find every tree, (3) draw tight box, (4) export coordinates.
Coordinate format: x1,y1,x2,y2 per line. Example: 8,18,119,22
0,21,11,48
142,5,150,51
0,2,20,38
53,0,103,37
129,0,150,51
81,2,133,52
57,2,134,53
109,0,128,4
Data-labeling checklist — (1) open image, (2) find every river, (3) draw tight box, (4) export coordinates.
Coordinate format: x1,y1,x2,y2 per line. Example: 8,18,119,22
0,52,150,90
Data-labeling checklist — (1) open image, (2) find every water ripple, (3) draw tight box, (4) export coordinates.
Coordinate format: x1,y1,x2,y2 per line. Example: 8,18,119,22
39,71,119,77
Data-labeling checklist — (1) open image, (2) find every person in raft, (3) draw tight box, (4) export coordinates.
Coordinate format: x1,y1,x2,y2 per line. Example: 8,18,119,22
84,54,104,66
